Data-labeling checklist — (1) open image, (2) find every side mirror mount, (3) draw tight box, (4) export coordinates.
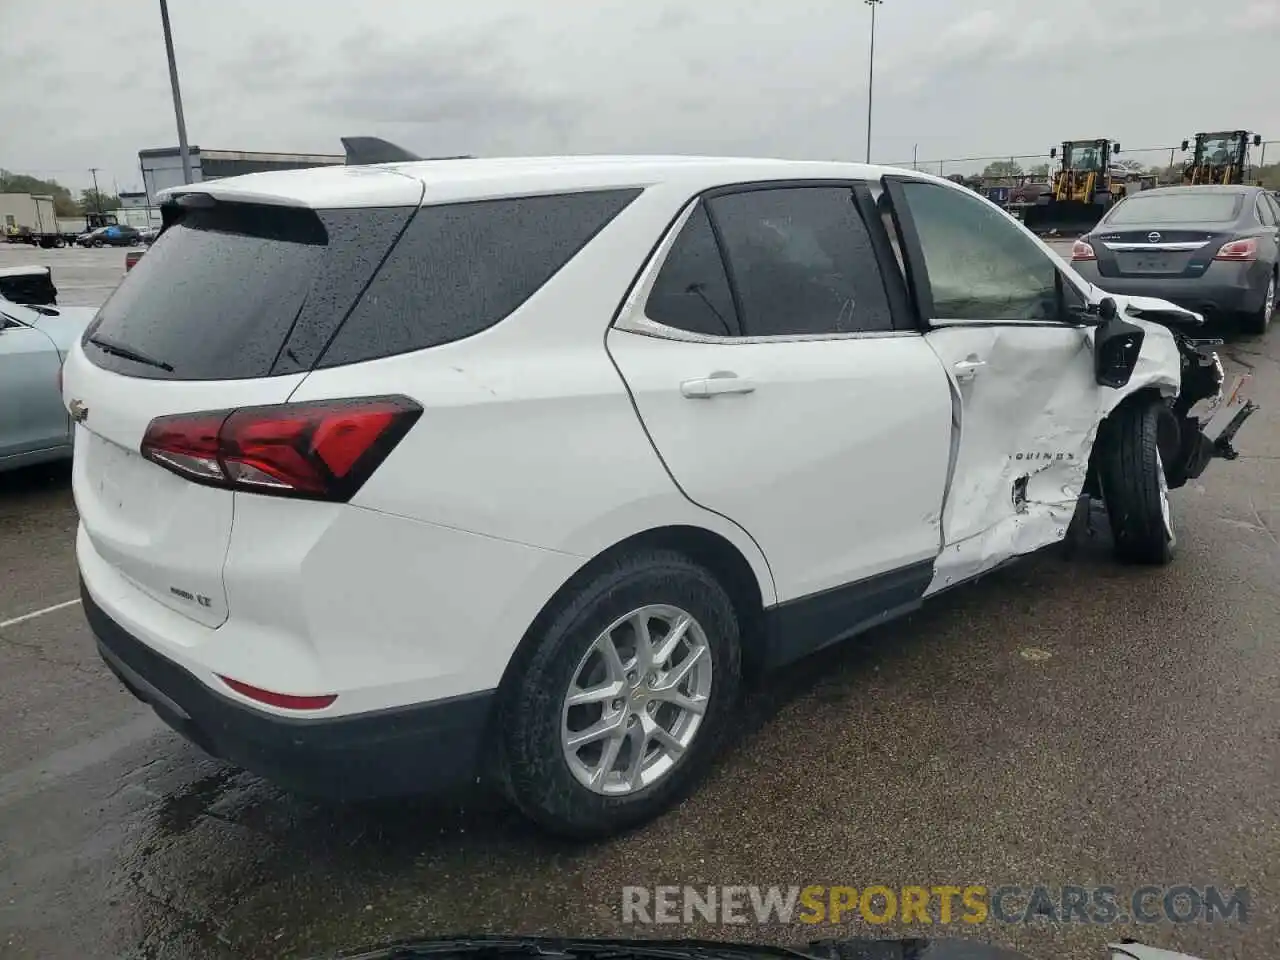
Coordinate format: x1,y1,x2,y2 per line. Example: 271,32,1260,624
1180,139,1190,152
1253,134,1263,147
1093,299,1146,388
1049,147,1058,159
1113,143,1122,154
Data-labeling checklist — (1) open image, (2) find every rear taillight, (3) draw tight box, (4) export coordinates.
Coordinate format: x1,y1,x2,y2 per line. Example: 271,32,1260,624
1071,239,1096,261
141,396,422,501
1214,238,1258,262
124,251,143,271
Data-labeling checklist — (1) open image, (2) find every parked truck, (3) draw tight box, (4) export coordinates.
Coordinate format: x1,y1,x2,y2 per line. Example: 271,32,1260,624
0,193,62,247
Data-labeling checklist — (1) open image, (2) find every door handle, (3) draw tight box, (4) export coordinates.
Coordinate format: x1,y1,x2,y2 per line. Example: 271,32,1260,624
952,358,986,382
680,373,756,399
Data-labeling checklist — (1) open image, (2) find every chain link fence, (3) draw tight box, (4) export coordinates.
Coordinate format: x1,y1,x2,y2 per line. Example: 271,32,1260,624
881,141,1279,185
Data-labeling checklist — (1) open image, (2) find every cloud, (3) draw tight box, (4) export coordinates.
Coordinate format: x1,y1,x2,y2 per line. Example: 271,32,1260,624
0,0,1277,193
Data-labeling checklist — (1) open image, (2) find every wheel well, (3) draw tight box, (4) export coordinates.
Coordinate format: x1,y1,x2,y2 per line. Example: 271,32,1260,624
1086,388,1178,496
495,526,768,703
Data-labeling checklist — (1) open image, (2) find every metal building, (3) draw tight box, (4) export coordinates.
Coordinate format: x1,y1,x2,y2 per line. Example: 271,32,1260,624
137,146,345,206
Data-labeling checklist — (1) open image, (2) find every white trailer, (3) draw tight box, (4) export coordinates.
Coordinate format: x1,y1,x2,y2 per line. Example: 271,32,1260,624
1,193,64,247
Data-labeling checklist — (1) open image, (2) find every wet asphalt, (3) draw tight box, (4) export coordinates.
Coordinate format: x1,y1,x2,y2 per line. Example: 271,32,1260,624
0,245,1277,960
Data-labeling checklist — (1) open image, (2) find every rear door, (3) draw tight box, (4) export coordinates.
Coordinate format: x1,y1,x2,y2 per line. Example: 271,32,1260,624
882,177,1100,588
66,198,416,627
607,183,954,608
0,312,66,459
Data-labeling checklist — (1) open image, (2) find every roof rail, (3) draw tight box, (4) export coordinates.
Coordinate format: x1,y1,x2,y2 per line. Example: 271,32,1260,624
341,137,424,165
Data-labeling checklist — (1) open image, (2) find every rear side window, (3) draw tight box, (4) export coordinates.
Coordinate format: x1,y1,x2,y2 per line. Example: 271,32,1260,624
645,204,741,337
318,190,640,367
85,203,412,380
706,187,895,336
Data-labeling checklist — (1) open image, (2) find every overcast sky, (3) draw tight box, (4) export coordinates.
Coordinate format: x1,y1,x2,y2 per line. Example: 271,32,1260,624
2,0,1278,193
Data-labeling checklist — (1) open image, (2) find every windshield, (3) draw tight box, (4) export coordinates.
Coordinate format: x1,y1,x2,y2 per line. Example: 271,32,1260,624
1197,134,1242,164
1065,142,1105,171
1105,191,1243,224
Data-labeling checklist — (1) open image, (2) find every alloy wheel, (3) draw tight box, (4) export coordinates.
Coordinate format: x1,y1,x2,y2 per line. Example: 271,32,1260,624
560,604,713,796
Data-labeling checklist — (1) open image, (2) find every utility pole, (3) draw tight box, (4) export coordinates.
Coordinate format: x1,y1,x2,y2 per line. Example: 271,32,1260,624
89,167,102,215
159,0,193,184
913,143,918,170
864,0,882,164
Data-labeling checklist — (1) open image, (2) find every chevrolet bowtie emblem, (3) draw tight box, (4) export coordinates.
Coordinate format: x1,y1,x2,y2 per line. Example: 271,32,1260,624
68,399,89,423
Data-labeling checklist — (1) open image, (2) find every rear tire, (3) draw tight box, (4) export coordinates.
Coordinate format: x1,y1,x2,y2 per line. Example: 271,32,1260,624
1098,400,1177,565
497,549,741,839
1239,272,1275,336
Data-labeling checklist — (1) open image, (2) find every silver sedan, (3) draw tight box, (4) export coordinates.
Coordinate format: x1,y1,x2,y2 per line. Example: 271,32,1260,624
0,294,97,472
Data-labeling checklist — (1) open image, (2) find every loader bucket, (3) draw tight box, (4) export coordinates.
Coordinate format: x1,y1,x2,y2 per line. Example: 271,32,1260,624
1022,200,1107,237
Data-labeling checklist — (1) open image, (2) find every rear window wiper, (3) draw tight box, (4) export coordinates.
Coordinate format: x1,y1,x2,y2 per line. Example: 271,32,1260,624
86,334,174,372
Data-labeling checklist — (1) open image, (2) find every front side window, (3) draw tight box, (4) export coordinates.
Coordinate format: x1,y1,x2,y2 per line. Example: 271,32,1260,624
897,181,1060,323
706,186,895,336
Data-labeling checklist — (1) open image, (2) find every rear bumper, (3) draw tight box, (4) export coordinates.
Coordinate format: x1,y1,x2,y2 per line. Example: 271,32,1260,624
1075,262,1265,315
83,580,495,800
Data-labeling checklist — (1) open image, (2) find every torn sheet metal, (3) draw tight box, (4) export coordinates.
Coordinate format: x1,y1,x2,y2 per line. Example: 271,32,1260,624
923,311,1184,596
1200,373,1257,450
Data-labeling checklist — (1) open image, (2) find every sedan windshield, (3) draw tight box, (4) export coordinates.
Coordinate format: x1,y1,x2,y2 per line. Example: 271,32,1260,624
1105,192,1243,225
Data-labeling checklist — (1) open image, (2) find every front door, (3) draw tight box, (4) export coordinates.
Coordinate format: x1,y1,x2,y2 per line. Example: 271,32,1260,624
882,177,1102,590
608,185,954,610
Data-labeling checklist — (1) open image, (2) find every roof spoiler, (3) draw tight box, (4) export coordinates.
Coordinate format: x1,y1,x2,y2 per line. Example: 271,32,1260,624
342,137,424,165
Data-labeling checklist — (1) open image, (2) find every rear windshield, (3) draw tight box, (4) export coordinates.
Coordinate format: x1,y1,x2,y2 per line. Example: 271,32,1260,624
85,189,639,381
1105,192,1243,225
85,203,412,380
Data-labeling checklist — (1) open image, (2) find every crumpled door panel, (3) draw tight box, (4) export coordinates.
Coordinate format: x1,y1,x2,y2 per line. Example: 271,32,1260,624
923,315,1182,594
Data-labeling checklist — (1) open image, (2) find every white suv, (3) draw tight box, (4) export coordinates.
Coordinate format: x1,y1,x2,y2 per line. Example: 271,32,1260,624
65,154,1255,838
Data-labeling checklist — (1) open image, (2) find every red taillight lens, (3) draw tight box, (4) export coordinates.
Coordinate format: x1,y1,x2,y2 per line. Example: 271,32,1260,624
124,252,142,271
1214,238,1258,261
1071,239,1096,261
56,362,63,394
141,396,422,501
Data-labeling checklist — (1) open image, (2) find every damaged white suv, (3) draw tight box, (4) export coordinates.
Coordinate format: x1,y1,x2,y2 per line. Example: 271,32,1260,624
66,149,1257,838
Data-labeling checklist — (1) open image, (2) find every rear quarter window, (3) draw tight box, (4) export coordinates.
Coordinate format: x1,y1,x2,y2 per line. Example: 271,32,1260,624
317,189,641,368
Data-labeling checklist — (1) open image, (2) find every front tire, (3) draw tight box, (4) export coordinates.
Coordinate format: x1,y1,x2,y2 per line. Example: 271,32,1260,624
1098,400,1177,565
1239,272,1275,336
498,549,741,839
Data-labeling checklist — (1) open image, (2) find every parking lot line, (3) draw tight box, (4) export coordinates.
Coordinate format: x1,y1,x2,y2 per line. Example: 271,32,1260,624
0,598,82,631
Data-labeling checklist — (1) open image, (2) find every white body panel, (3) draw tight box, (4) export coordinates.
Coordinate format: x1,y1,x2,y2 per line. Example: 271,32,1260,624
63,344,306,627
923,310,1180,593
607,328,953,600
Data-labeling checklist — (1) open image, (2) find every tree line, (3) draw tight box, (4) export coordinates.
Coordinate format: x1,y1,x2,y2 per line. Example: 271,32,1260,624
0,169,122,217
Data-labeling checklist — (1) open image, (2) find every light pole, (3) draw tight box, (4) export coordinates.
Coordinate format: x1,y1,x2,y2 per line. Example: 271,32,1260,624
864,0,882,163
159,0,193,185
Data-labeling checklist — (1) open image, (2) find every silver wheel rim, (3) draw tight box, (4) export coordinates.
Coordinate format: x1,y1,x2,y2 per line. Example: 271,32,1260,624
1157,450,1175,546
560,604,713,796
1265,277,1276,320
